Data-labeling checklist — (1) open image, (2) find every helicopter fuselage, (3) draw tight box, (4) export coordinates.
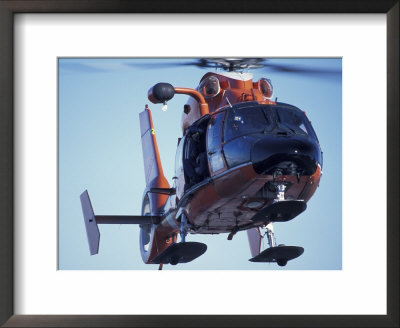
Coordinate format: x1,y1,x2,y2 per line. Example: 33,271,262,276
141,71,322,263
157,100,322,237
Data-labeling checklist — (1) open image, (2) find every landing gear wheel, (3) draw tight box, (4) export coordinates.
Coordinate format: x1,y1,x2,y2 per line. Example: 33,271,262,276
170,256,179,265
277,258,288,267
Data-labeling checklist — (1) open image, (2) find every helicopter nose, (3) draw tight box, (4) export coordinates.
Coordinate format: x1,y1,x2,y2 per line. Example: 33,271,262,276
251,135,321,176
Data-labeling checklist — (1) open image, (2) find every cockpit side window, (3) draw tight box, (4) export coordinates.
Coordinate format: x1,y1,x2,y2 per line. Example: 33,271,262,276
175,136,185,177
207,112,225,151
206,112,227,174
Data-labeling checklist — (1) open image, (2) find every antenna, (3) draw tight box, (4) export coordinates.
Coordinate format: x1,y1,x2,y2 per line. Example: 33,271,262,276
226,97,233,108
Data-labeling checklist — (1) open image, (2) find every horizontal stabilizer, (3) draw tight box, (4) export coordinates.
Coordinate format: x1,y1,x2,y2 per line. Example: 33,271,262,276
95,215,160,225
80,190,161,256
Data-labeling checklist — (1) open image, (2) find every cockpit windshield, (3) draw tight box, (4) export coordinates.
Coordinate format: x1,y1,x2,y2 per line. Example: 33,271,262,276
217,103,321,170
223,104,318,142
276,106,314,137
224,106,270,142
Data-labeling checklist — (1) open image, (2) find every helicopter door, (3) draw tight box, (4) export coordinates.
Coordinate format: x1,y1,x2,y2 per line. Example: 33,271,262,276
206,112,227,176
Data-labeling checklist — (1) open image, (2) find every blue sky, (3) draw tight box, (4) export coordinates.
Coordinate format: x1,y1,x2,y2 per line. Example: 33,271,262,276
58,58,342,270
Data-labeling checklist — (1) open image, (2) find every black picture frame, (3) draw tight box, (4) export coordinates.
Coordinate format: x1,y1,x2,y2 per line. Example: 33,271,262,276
0,1,398,327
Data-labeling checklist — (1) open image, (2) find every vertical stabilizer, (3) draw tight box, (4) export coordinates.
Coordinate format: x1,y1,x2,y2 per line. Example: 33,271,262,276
139,105,170,190
139,105,171,262
247,227,262,258
80,190,100,255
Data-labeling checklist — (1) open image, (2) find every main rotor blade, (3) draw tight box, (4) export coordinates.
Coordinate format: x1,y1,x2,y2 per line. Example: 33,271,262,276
123,58,341,78
261,60,341,77
124,59,215,69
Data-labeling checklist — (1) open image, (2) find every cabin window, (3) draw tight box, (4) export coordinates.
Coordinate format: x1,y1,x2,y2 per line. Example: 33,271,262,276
207,112,224,150
182,121,210,188
206,112,226,174
175,136,185,177
223,135,256,168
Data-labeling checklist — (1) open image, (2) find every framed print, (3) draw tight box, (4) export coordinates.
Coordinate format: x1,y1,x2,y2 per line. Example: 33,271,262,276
0,1,398,327
58,57,342,272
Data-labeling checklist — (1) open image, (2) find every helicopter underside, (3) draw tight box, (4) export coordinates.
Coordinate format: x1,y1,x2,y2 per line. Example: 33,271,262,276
185,162,321,234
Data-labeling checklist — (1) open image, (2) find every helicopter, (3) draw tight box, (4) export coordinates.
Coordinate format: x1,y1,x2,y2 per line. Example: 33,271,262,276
81,58,329,269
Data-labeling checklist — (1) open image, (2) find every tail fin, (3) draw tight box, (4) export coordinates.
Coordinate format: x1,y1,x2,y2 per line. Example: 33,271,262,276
80,190,100,255
247,227,262,258
139,105,170,190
